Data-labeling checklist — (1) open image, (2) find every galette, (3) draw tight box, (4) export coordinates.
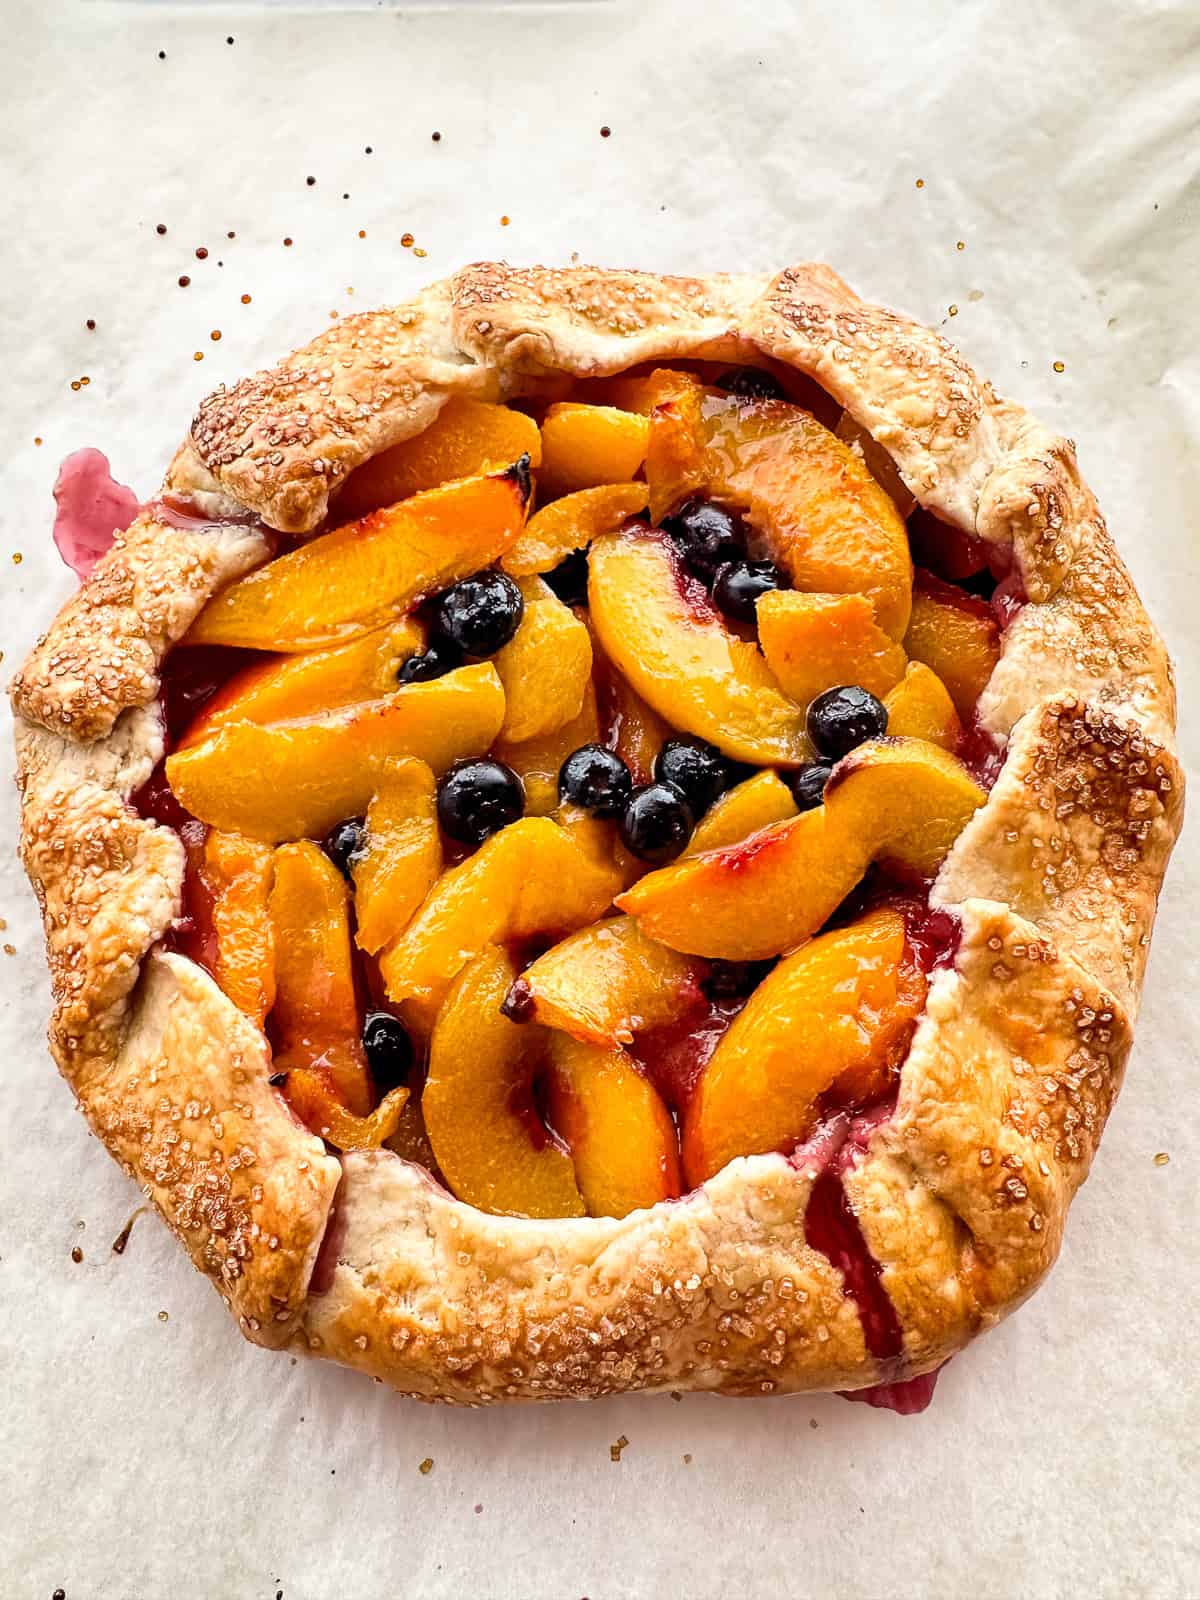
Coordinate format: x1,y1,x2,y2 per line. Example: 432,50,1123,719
12,262,1182,1410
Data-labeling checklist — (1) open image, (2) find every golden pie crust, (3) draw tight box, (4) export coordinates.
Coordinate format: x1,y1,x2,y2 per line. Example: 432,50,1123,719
11,262,1182,1401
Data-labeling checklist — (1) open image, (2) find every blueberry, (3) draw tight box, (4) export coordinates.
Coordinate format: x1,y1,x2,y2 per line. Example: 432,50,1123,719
559,743,633,818
619,782,694,864
430,571,523,657
323,816,366,879
361,1011,412,1091
437,759,525,845
664,498,743,581
786,762,834,812
542,548,590,608
717,366,788,401
397,637,465,684
712,559,785,622
806,686,889,761
654,738,728,817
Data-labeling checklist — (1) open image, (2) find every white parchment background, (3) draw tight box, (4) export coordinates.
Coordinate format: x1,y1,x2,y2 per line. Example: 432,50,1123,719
2,2,1198,1596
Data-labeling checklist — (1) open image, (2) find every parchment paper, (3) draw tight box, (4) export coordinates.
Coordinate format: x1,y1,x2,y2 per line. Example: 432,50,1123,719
3,2,1198,1595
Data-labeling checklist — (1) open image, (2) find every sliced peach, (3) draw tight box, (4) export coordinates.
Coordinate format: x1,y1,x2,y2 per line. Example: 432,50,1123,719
334,397,541,522
203,830,275,1027
423,945,585,1219
512,915,706,1047
588,528,811,765
502,483,648,577
590,367,699,416
269,840,370,1114
827,736,987,875
553,802,644,892
543,1034,681,1217
187,468,528,652
282,1069,408,1151
538,403,650,499
646,390,913,639
682,910,927,1186
590,626,669,786
352,759,442,954
379,816,624,1033
617,738,985,959
903,569,1001,718
756,591,907,707
166,663,505,843
883,662,962,751
683,770,796,857
494,675,601,816
177,618,426,748
495,576,593,742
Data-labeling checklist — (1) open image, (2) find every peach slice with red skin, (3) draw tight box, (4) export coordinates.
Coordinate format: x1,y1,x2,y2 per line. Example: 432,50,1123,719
588,527,812,766
682,910,927,1187
646,385,913,639
352,759,442,955
494,576,593,742
379,815,625,1035
187,468,528,652
544,1033,682,1217
269,840,371,1115
883,662,962,751
512,914,707,1047
177,618,426,748
165,662,505,844
502,483,648,577
683,770,797,857
423,945,585,1219
538,403,650,499
756,591,907,707
903,568,1001,719
494,675,601,816
616,737,985,960
333,397,541,522
202,830,275,1027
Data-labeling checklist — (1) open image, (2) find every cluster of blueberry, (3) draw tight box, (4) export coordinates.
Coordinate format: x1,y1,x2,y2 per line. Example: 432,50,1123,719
660,497,786,623
398,570,525,683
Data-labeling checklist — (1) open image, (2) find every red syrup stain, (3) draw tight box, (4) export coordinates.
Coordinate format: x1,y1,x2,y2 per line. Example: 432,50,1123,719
52,448,139,578
508,1074,554,1154
840,1364,946,1414
956,714,1006,790
630,987,739,1116
131,647,252,973
804,1168,904,1363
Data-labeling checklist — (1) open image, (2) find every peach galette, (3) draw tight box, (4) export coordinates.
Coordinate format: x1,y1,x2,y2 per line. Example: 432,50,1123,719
13,264,1181,1411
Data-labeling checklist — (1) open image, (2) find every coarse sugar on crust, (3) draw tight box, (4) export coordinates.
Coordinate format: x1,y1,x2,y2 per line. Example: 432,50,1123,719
10,262,1183,1401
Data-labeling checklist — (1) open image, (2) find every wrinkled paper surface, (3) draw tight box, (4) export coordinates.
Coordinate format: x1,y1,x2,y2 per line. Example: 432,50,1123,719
3,1,1197,1595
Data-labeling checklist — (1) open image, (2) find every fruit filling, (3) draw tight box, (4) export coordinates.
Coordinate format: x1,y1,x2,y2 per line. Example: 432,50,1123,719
106,369,1021,1382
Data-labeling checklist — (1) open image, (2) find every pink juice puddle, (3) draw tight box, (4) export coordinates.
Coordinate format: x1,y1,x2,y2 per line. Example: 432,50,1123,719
52,448,140,579
839,1364,946,1414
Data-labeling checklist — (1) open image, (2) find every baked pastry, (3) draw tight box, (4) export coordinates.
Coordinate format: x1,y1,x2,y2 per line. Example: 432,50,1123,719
12,262,1182,1411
